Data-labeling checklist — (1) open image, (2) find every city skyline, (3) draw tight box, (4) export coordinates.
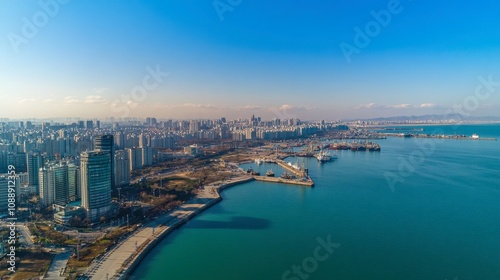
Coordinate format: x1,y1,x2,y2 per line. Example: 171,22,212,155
2,1,500,119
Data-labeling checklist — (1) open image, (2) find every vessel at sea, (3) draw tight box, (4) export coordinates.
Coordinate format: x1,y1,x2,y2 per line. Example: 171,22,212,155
266,169,275,177
315,149,336,162
246,167,260,176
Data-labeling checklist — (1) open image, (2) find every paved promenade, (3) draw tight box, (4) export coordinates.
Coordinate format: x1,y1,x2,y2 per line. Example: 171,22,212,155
82,175,252,280
45,250,72,280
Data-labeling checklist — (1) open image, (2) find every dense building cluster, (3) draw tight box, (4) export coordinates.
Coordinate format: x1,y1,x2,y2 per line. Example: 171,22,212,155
0,116,342,223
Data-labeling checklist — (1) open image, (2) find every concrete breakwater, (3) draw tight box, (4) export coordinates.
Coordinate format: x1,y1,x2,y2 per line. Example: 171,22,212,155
382,132,497,141
275,159,306,177
253,175,314,187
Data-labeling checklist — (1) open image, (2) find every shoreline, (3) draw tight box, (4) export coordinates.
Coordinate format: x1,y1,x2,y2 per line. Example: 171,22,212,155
85,175,255,280
118,176,255,279
365,122,500,128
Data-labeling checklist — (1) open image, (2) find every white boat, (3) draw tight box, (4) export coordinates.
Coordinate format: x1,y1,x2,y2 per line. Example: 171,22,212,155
255,158,263,165
287,161,301,170
315,149,333,162
471,134,479,139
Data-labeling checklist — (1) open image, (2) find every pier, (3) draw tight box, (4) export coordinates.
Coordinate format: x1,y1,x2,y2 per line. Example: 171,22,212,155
275,159,306,177
253,175,314,187
381,133,497,141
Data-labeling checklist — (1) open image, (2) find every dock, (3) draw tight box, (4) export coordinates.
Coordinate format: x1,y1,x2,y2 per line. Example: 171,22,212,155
253,175,314,187
275,159,306,177
382,133,497,141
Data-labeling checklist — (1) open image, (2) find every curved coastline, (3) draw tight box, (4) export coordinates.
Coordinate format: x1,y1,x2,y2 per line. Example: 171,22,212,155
116,176,255,279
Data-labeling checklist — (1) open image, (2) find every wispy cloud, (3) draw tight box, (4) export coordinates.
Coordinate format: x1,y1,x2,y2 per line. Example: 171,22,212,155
155,103,217,109
18,98,37,103
417,103,437,108
64,96,81,104
356,103,439,110
355,103,383,109
84,95,107,104
238,105,264,110
63,95,108,104
269,104,314,120
92,88,108,94
182,103,216,109
272,104,313,111
391,103,411,109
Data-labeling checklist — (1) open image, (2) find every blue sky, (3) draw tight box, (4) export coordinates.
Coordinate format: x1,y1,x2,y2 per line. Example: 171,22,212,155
1,0,500,120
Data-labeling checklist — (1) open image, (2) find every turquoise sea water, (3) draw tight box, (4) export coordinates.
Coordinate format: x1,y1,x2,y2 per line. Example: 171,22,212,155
132,124,500,280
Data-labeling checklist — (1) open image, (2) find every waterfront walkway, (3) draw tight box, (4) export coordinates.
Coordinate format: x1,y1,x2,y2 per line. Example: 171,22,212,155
45,250,72,280
83,175,253,280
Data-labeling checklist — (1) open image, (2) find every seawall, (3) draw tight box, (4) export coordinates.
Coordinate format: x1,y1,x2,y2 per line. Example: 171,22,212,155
117,176,255,279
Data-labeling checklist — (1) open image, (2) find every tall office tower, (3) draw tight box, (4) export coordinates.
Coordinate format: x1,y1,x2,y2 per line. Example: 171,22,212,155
26,121,33,129
86,120,93,129
68,163,81,201
38,163,69,206
78,121,85,129
26,152,42,193
80,151,111,222
95,120,101,129
94,135,115,188
141,146,153,166
114,150,130,186
126,148,142,171
52,163,68,205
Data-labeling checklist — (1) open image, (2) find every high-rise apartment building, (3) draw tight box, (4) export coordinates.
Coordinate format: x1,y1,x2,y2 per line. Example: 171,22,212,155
141,146,153,166
38,163,69,206
127,148,142,171
114,150,130,186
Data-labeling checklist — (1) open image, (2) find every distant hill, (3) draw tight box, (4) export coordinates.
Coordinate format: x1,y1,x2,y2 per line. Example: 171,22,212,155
350,114,500,122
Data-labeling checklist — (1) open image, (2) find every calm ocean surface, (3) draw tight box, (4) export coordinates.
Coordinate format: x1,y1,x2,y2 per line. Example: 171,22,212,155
132,124,500,280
